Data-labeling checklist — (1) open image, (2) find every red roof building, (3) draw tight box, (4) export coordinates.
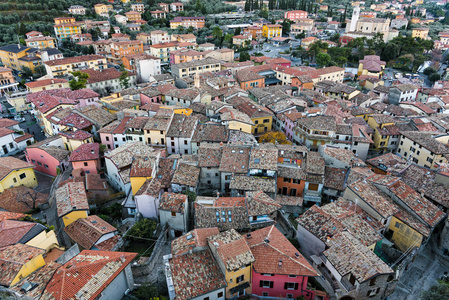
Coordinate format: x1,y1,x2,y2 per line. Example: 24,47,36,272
69,143,100,174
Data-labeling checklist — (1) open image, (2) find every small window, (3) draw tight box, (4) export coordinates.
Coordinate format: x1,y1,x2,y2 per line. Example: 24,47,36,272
236,274,244,283
106,136,110,141
13,178,17,183
84,162,88,166
171,211,176,217
31,159,36,164
217,291,223,298
37,162,42,166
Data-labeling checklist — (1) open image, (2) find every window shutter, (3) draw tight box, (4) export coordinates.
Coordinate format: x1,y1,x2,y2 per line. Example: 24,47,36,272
260,280,263,287
294,283,299,290
270,281,274,288
284,282,288,289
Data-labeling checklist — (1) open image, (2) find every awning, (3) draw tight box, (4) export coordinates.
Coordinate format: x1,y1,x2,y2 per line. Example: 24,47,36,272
229,282,250,294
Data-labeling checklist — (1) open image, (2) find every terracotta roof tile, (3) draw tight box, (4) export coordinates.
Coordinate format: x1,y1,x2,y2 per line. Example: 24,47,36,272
159,192,187,213
169,249,226,299
0,157,34,181
171,163,200,187
0,244,45,287
56,182,89,217
64,215,117,250
247,225,318,276
323,231,393,283
171,228,220,255
69,143,100,162
0,186,47,213
0,211,26,222
42,250,137,300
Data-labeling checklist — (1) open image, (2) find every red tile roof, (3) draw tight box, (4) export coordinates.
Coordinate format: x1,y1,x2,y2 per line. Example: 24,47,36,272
0,211,26,222
25,78,68,89
42,250,137,300
0,127,14,138
247,225,318,276
59,129,92,141
44,55,106,67
159,192,187,213
0,220,38,248
64,215,117,250
171,228,220,255
0,244,45,287
58,112,93,130
14,133,34,143
0,118,19,128
0,157,34,181
69,143,100,162
0,186,47,213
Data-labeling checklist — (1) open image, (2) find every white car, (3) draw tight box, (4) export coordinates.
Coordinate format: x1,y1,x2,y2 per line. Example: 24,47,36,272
14,116,25,123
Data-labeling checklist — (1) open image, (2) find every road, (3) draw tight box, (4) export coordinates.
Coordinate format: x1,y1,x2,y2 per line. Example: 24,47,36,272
18,111,46,141
382,68,432,88
389,235,449,300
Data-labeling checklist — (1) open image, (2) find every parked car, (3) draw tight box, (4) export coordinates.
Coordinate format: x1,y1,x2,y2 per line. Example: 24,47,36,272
14,115,25,123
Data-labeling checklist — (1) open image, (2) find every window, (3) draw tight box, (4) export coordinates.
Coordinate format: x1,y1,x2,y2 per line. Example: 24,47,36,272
369,277,377,286
263,119,269,123
260,280,273,288
13,177,17,183
283,177,291,183
37,162,42,166
31,159,36,164
114,137,117,141
236,274,244,283
171,211,176,217
184,140,188,145
262,292,269,296
284,282,298,290
204,297,209,300
122,137,126,142
217,292,223,298
427,157,433,163
9,142,13,149
287,294,294,298
84,162,88,167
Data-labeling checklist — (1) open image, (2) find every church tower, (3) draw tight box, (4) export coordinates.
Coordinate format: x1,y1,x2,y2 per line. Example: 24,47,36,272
347,5,360,32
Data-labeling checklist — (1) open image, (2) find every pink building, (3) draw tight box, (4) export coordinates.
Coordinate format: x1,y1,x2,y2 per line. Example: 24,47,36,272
140,89,163,105
284,112,303,141
284,10,308,22
25,144,70,177
248,226,329,299
69,143,100,174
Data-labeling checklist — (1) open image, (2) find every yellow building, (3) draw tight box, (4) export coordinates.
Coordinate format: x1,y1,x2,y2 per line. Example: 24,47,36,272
220,108,254,134
208,229,255,298
56,181,89,227
130,156,157,195
160,105,192,116
412,27,429,39
94,3,113,16
0,244,46,287
262,24,282,38
367,114,396,153
53,17,82,42
25,229,60,252
397,131,449,170
60,131,94,152
227,96,273,136
0,157,37,193
0,44,43,72
387,215,424,252
25,36,56,50
358,55,386,78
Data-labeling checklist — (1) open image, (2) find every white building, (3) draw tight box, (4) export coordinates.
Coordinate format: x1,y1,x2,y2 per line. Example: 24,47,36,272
159,192,188,237
68,5,86,15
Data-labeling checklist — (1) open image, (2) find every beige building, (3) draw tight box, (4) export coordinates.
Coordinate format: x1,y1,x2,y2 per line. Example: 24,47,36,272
397,131,449,170
412,28,429,39
204,49,234,63
171,58,221,78
150,30,170,45
94,3,113,17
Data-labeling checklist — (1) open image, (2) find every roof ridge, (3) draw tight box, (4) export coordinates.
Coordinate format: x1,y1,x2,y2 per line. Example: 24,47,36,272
265,242,318,275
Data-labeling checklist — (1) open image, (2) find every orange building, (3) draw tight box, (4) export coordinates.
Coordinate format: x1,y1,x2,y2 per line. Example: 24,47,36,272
244,26,263,40
125,11,142,22
292,76,314,90
54,17,76,25
276,154,305,197
110,40,144,63
170,17,205,29
236,68,265,91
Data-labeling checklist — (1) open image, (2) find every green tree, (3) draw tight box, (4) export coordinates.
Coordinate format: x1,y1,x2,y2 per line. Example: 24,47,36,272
69,71,89,90
109,25,115,38
316,52,331,67
239,51,250,62
260,5,269,19
120,70,130,89
429,73,441,82
125,219,158,242
281,19,291,35
21,66,33,78
421,281,449,300
212,26,223,40
133,284,166,300
423,67,437,75
235,27,241,35
34,65,47,77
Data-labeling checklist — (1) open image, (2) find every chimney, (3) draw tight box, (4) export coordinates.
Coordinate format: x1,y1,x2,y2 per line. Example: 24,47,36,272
51,79,54,84
91,149,95,154
278,259,283,267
